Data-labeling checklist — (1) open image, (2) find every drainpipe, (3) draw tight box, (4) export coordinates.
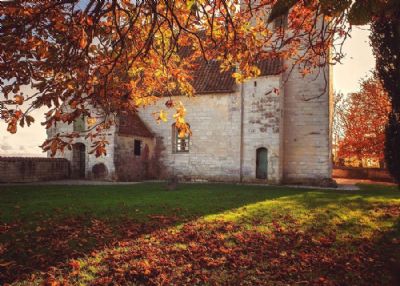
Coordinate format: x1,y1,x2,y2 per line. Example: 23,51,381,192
239,82,245,183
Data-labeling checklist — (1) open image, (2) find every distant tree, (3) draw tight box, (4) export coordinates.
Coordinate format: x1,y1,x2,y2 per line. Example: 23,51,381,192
332,91,350,165
332,91,349,145
337,76,391,161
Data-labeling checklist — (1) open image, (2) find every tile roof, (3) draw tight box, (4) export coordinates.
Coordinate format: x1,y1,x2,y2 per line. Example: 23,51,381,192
118,113,154,138
257,57,284,77
186,55,283,94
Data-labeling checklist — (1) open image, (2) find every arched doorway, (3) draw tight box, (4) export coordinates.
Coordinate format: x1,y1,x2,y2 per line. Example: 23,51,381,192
256,148,268,180
92,163,108,180
72,143,86,179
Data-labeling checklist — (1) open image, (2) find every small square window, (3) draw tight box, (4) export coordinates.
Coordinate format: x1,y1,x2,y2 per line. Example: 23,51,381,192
134,139,141,156
176,136,189,152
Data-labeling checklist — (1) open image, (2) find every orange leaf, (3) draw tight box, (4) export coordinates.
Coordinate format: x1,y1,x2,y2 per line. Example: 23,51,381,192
7,122,17,134
14,95,24,105
79,29,88,49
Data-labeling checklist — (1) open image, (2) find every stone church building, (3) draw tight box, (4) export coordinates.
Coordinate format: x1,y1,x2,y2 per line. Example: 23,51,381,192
48,9,333,185
48,53,333,185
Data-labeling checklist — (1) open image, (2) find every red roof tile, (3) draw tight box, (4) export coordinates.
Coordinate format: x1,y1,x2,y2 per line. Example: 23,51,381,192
118,113,154,138
186,56,283,94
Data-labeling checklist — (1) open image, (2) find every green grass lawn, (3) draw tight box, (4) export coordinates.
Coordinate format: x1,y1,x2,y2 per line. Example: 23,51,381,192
0,183,399,285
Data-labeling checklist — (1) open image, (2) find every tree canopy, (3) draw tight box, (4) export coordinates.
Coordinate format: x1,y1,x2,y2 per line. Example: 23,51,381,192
337,75,391,161
268,0,399,25
0,0,347,155
1,0,399,163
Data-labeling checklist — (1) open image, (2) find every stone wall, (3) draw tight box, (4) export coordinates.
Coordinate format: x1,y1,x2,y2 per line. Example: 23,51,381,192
114,134,158,181
0,157,70,183
282,62,333,185
47,111,117,180
241,76,283,183
138,75,283,183
333,167,394,183
139,92,242,181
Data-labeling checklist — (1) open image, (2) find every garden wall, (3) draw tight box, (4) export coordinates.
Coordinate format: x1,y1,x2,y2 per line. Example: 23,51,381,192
333,166,394,182
0,157,70,183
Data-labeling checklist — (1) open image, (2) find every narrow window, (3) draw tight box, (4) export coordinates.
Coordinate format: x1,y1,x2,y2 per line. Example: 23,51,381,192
172,124,190,153
134,139,141,156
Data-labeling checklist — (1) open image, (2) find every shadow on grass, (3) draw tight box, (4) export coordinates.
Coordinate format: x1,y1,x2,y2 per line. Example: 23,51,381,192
10,212,400,285
374,218,400,286
0,182,399,284
0,183,302,284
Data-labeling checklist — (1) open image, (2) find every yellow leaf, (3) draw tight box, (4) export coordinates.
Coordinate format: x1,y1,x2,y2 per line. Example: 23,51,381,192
87,117,97,126
158,110,168,123
232,72,244,83
178,129,186,138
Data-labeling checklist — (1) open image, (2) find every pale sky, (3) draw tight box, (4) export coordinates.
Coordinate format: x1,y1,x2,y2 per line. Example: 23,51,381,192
0,27,376,157
333,26,375,95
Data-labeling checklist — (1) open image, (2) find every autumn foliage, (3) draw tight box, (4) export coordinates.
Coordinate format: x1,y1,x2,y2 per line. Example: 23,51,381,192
0,0,347,156
1,213,399,285
1,182,399,285
338,76,391,161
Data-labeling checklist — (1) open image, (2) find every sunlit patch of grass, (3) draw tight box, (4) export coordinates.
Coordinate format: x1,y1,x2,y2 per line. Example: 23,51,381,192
203,188,400,241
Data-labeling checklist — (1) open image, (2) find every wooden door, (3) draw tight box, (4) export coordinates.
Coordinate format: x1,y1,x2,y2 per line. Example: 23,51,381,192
256,148,268,180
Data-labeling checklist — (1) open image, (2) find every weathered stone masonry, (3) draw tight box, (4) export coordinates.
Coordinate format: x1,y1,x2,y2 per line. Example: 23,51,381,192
49,56,332,185
0,157,70,183
138,74,284,183
45,8,333,185
282,64,333,184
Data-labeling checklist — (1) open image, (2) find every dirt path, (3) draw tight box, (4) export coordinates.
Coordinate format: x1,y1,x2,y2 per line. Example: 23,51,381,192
335,178,397,187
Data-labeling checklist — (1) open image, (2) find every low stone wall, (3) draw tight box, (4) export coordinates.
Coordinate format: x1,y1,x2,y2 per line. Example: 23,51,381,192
333,167,394,182
0,157,70,183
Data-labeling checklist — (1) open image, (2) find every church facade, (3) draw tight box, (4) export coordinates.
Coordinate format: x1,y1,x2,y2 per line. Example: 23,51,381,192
48,55,333,185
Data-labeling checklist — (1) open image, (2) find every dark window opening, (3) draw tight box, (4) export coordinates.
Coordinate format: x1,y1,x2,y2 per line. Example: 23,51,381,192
176,135,190,153
172,124,190,153
134,139,141,156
